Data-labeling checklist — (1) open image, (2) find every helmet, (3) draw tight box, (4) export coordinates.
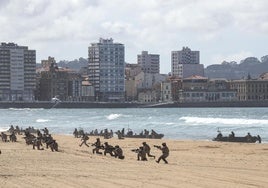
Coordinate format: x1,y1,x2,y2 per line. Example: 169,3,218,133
162,143,166,146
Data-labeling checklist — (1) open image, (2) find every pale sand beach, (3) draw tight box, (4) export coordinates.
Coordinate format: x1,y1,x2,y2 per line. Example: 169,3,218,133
0,134,267,188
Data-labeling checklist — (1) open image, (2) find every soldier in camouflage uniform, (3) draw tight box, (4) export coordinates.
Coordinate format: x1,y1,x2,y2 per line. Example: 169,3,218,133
156,143,169,164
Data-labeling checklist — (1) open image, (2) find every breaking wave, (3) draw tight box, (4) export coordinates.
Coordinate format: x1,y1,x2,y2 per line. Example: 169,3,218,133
106,114,122,120
36,119,50,123
180,116,268,125
0,127,9,132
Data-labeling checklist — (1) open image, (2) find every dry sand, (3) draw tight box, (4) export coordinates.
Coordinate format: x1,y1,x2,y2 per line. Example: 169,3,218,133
0,134,267,188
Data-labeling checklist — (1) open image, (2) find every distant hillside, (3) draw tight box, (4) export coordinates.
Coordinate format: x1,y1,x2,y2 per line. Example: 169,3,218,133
57,57,88,71
205,55,268,79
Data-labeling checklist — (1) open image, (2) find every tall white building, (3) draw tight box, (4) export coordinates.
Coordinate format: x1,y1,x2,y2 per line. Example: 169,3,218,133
0,43,36,101
172,47,203,77
137,51,160,74
88,38,125,102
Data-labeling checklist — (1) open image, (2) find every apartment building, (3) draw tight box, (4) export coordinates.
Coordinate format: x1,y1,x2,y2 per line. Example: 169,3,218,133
137,51,160,74
88,38,125,102
172,47,203,78
0,42,36,101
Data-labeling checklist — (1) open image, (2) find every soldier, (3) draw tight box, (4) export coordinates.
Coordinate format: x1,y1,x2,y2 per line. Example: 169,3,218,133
36,129,42,138
43,127,49,135
1,132,8,142
142,142,155,159
92,138,102,154
135,146,147,161
156,143,169,164
9,131,17,142
103,142,115,156
114,145,125,159
48,140,58,152
44,134,54,149
32,137,43,150
246,132,252,142
79,134,89,147
73,128,79,138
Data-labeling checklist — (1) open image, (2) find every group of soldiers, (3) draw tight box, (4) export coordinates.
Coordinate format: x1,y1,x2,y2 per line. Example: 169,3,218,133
73,128,114,139
79,135,125,159
24,127,59,152
132,142,169,164
78,134,169,163
0,125,18,143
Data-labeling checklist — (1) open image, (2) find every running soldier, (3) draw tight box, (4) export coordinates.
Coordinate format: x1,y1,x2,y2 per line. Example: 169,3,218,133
92,138,102,154
79,134,89,147
142,142,155,159
155,143,169,164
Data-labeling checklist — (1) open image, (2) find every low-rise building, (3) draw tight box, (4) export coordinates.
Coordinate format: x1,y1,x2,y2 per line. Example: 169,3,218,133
138,89,158,103
230,74,268,101
161,81,172,102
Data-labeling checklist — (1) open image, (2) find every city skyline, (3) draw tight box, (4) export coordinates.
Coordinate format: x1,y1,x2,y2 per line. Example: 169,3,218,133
0,0,267,73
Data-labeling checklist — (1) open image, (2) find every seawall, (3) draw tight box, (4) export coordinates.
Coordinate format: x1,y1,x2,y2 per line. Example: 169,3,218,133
0,101,268,108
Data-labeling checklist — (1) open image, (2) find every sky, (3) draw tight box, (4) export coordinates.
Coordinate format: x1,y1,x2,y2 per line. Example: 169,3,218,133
0,0,267,73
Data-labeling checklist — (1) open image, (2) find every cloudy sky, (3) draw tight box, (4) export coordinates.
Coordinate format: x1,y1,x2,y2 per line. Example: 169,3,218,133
0,0,267,73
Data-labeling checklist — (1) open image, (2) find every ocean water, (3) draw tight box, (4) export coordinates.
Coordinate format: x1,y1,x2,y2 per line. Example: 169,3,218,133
0,107,267,142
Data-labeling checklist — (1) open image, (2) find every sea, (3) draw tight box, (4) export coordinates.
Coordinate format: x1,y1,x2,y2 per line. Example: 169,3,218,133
0,107,267,142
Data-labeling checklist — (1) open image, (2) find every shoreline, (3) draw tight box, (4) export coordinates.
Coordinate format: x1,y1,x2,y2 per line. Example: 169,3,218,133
1,134,267,187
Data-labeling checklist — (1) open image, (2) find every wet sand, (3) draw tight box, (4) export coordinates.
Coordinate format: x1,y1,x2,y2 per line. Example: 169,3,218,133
0,134,267,188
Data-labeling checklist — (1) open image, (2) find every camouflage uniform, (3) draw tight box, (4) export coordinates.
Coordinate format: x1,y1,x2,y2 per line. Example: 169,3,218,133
92,138,102,154
137,146,147,161
79,134,89,147
156,143,169,164
103,142,115,156
142,142,155,159
114,145,124,159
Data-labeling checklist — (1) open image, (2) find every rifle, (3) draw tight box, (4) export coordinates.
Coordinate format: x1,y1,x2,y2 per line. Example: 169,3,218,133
131,148,140,153
153,145,161,149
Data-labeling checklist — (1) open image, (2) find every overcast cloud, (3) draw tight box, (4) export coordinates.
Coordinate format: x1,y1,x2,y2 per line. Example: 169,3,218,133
0,0,267,73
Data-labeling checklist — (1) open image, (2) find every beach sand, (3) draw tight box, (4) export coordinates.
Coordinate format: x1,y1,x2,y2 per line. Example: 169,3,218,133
0,134,267,188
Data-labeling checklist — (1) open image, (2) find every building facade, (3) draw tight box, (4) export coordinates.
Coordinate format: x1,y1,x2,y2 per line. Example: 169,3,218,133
161,81,172,102
230,76,268,101
171,47,201,77
0,42,36,101
177,64,204,78
39,63,69,101
88,38,125,102
137,51,160,74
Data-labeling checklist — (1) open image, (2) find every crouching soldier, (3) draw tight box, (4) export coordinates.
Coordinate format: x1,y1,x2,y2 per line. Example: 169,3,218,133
132,146,147,161
48,140,58,152
155,143,169,164
103,142,115,156
114,145,125,160
32,137,44,150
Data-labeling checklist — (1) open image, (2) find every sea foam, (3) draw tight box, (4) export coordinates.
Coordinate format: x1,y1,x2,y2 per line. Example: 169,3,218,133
36,119,50,123
180,116,268,126
106,114,122,120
